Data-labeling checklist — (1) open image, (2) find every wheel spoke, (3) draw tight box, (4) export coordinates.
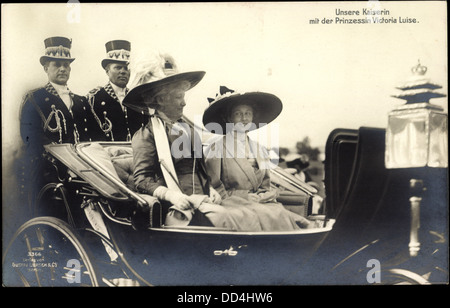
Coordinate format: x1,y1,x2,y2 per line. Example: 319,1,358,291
14,267,31,287
3,217,99,286
36,227,45,248
24,233,42,286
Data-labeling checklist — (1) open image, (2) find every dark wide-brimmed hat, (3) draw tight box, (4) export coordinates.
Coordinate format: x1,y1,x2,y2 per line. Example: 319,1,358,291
101,40,131,69
202,86,283,134
122,53,205,115
284,153,310,170
39,36,75,66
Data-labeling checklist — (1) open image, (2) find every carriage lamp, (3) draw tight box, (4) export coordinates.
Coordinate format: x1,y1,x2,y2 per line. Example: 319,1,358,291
385,60,447,257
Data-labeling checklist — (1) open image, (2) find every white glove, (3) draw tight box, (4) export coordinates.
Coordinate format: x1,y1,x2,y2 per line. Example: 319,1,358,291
248,193,261,203
257,190,279,203
208,186,222,204
153,186,191,210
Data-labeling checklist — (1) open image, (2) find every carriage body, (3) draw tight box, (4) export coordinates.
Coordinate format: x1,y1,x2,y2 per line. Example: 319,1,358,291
3,127,447,286
3,140,334,286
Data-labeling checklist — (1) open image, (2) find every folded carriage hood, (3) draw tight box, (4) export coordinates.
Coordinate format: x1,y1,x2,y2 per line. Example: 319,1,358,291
44,143,131,201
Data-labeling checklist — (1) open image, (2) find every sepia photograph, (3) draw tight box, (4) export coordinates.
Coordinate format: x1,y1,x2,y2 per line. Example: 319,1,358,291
1,1,448,290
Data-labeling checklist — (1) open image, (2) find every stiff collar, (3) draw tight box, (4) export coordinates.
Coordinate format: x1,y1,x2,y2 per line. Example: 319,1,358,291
105,82,128,103
109,82,127,96
46,82,73,97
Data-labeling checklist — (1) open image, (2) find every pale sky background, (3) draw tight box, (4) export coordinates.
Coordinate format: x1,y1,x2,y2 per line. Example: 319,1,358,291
2,2,448,172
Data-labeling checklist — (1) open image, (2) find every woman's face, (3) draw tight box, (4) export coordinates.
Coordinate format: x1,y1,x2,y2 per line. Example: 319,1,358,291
157,88,187,120
228,104,254,125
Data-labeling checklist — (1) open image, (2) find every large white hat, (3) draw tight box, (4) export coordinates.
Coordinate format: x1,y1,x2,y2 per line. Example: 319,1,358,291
123,53,205,115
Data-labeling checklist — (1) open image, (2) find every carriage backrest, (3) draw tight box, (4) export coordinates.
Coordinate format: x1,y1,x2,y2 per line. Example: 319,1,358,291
324,127,413,235
105,145,135,190
324,128,359,218
336,127,388,223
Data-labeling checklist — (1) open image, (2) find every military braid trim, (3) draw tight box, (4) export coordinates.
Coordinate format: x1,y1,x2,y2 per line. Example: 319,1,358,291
86,91,114,140
44,105,67,143
27,92,67,143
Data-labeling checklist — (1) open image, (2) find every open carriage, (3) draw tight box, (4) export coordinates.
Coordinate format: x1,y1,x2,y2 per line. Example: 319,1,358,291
3,136,331,287
3,126,447,286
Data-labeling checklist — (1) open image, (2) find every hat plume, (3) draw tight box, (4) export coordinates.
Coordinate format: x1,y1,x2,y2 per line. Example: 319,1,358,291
129,52,178,90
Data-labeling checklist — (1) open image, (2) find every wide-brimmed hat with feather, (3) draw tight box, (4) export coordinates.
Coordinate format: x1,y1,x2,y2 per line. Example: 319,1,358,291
123,53,205,115
202,86,283,134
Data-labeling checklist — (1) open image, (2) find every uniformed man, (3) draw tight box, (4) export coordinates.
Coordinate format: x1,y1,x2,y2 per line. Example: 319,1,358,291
87,40,149,141
20,36,100,154
19,36,101,205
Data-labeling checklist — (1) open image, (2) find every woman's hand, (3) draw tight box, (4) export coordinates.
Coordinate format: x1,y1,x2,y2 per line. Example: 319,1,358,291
209,186,222,204
248,193,261,203
169,192,191,210
256,190,279,203
153,186,192,210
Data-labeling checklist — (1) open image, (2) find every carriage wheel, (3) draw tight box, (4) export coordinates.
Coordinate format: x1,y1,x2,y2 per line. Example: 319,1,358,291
3,216,100,287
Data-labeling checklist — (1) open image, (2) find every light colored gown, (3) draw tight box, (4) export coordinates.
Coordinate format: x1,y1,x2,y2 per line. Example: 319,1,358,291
205,131,312,231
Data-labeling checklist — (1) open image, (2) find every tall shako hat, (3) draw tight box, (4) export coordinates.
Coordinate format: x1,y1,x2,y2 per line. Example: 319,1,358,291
123,52,205,115
202,86,283,134
39,36,75,66
101,40,131,69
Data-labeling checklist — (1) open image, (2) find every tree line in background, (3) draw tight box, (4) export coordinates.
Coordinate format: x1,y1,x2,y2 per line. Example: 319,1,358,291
278,136,321,162
276,136,325,197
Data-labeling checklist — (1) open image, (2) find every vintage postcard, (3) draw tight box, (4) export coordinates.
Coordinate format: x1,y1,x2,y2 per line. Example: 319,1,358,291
2,1,447,291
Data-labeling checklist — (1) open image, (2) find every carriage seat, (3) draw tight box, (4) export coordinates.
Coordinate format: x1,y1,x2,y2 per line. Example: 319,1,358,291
81,143,163,228
80,143,136,190
105,146,136,190
82,143,318,214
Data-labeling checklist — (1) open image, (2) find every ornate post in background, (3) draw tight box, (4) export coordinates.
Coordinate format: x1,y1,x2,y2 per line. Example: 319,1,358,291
385,61,447,257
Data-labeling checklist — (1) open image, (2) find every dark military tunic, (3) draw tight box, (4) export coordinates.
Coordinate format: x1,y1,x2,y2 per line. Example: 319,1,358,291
19,82,103,203
20,82,101,156
87,82,149,141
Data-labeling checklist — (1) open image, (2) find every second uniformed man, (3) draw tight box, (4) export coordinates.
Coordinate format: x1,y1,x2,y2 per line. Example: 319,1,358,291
87,40,148,141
